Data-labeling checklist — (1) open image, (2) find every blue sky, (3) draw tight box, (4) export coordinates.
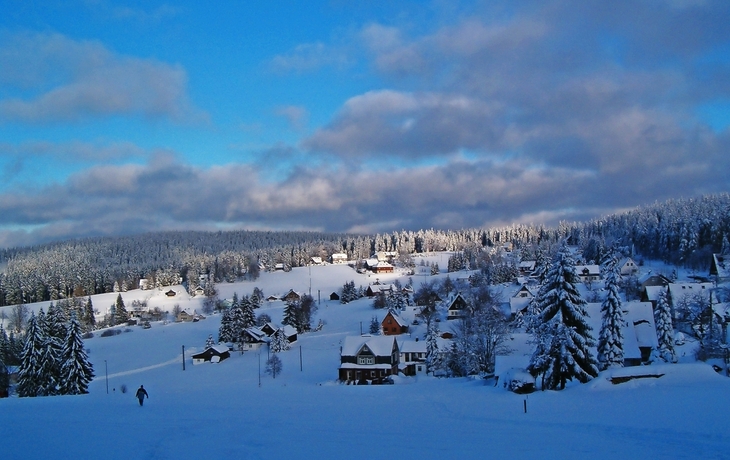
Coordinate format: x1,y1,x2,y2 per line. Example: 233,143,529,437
0,0,729,248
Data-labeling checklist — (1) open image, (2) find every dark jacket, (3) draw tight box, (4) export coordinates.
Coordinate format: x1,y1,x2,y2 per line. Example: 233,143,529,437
135,387,149,399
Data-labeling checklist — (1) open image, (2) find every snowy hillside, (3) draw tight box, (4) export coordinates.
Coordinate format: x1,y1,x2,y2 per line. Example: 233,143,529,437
2,260,730,459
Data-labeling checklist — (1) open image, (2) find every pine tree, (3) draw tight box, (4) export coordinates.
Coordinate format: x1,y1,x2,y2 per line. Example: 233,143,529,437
228,306,246,344
36,309,59,396
114,294,129,325
527,243,598,390
59,314,94,395
282,300,301,332
16,312,45,397
240,295,256,329
83,297,95,331
597,252,625,370
205,334,215,348
654,287,677,363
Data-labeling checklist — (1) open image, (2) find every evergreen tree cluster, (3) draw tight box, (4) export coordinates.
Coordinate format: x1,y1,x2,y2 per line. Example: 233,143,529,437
282,295,317,333
16,310,94,397
218,291,257,344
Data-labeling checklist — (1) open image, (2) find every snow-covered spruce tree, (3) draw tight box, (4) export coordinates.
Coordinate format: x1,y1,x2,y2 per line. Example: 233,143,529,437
425,322,441,375
597,251,625,370
369,316,380,335
16,312,45,397
270,328,290,353
654,287,677,363
250,288,263,309
527,243,598,390
205,334,215,348
228,306,247,344
218,307,234,343
59,314,94,395
36,309,59,396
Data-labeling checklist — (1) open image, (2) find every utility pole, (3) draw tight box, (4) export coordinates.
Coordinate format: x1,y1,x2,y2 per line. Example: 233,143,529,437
300,346,303,371
105,360,108,394
182,345,186,371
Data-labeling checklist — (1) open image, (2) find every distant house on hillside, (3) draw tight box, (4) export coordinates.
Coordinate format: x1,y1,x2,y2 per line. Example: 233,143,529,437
509,285,534,316
518,260,536,276
282,290,302,303
165,289,177,297
331,253,348,264
192,345,230,365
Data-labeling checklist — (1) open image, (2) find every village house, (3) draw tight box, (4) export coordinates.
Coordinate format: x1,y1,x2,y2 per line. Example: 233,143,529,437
518,260,536,277
365,283,395,297
192,345,230,365
618,257,639,276
447,293,469,320
509,285,534,317
339,335,400,384
575,265,601,283
282,289,302,303
398,339,427,376
331,253,348,264
710,253,730,282
381,310,409,335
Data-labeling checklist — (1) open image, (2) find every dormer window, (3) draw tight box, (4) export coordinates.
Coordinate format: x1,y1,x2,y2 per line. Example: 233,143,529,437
358,356,375,365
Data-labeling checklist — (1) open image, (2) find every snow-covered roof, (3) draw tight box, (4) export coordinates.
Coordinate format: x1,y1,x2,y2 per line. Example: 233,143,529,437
341,335,397,357
518,260,536,269
667,282,713,303
398,339,426,354
510,296,532,315
384,311,407,327
584,302,651,360
575,265,601,276
244,327,268,342
212,344,229,354
282,325,298,337
711,254,730,279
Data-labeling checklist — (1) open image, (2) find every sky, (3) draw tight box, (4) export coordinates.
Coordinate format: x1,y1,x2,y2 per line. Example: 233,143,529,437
0,0,729,248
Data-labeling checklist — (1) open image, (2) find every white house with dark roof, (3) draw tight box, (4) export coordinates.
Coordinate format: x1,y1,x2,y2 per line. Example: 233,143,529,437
618,257,639,276
398,339,427,376
575,264,601,283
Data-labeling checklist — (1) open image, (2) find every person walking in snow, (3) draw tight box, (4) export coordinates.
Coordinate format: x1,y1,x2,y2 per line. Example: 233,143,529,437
135,385,149,406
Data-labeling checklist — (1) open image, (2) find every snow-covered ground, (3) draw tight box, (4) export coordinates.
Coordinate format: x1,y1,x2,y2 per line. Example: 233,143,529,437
2,260,730,459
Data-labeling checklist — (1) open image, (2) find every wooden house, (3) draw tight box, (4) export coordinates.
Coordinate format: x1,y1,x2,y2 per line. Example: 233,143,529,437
518,260,536,276
339,335,400,384
329,292,340,301
192,345,230,365
282,290,302,303
165,289,177,297
366,284,395,297
241,327,269,350
381,310,409,335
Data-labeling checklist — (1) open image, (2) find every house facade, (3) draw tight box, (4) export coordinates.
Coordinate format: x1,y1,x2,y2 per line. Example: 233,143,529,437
192,345,230,365
339,335,400,384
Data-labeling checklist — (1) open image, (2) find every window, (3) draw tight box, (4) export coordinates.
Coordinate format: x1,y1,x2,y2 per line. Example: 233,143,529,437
358,356,374,365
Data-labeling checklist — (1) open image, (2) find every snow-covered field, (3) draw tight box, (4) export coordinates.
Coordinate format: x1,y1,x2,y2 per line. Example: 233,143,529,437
2,259,730,459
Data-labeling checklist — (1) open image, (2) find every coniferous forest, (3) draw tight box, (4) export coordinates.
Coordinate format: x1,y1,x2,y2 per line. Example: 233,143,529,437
0,193,728,307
